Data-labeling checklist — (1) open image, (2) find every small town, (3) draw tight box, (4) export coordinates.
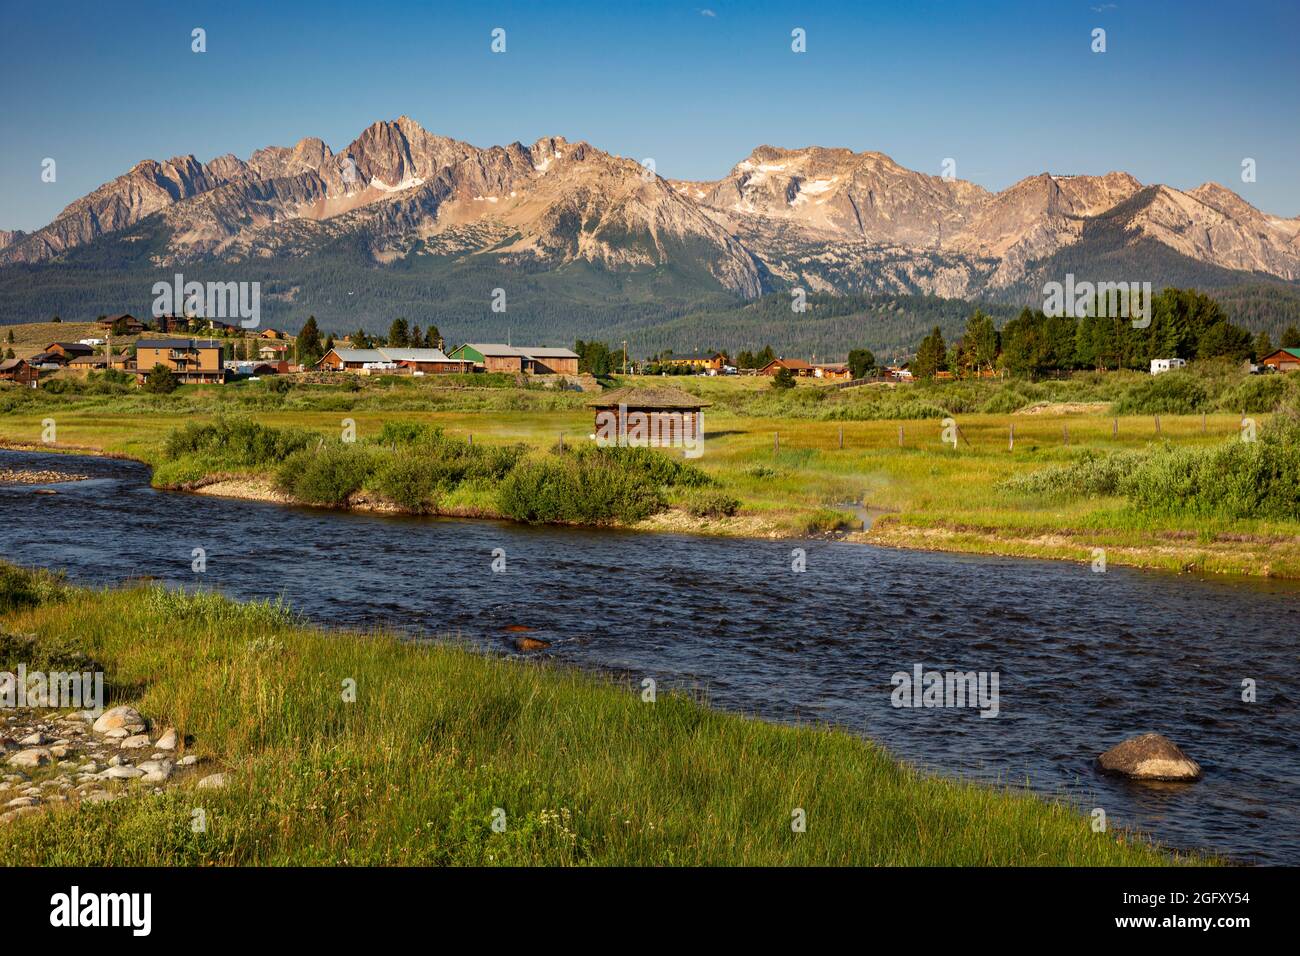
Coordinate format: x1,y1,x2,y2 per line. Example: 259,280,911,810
4,308,1299,390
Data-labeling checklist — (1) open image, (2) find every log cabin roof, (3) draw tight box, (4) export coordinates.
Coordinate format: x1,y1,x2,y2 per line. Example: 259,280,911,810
586,386,712,409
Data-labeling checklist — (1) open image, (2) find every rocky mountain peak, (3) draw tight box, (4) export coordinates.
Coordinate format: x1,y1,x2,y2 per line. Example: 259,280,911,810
2,121,1296,303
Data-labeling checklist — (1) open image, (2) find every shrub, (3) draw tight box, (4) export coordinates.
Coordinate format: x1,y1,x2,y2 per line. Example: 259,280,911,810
1111,372,1209,415
164,418,315,466
1216,374,1290,414
276,443,375,506
978,387,1036,414
0,562,68,614
370,455,441,511
143,364,179,394
497,452,667,525
683,488,741,518
1001,449,1148,499
567,444,712,488
1122,420,1300,519
375,421,435,446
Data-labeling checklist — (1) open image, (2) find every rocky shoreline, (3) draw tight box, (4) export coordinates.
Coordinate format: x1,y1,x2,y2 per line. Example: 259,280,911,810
1,704,223,824
0,468,90,485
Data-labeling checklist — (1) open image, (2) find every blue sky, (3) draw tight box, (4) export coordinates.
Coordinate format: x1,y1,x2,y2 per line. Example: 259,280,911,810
2,0,1298,231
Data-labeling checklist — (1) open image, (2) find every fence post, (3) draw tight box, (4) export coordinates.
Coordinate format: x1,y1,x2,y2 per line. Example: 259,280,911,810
1112,418,1118,438
1063,423,1069,447
1201,413,1206,434
898,424,904,448
1155,415,1161,435
1009,423,1014,451
468,433,473,446
558,431,563,449
775,431,780,454
838,425,843,449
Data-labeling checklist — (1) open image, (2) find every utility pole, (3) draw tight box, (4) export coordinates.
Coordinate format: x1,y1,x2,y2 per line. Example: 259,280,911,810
623,340,628,376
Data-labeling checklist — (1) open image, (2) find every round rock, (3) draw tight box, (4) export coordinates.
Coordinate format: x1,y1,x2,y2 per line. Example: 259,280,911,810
7,748,52,770
1098,733,1202,782
93,706,146,736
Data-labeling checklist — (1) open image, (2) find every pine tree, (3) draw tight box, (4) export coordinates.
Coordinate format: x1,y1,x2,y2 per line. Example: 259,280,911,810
912,326,947,379
1254,330,1273,360
296,316,323,365
388,318,410,348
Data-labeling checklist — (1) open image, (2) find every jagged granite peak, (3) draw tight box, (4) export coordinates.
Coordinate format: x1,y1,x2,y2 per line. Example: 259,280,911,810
2,121,1297,301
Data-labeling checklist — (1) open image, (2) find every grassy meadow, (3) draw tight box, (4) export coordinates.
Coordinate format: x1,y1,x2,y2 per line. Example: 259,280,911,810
1,361,1298,577
0,561,1188,866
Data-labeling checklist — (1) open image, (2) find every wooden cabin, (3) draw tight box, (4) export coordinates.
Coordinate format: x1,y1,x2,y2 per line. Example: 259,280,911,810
586,385,712,448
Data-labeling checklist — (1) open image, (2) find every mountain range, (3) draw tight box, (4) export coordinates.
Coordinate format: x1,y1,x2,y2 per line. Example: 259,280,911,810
3,116,1298,350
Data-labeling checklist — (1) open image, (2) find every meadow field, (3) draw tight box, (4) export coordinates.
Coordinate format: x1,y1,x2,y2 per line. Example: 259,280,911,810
1,362,1298,578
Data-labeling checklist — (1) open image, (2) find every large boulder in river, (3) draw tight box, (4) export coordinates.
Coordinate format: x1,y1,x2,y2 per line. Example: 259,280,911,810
1098,733,1202,782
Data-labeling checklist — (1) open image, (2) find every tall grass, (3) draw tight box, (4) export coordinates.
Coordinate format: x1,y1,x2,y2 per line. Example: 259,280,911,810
1124,409,1300,519
0,562,1188,866
1002,397,1300,520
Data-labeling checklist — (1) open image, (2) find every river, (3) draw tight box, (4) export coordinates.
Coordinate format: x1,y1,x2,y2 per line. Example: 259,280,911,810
1,448,1296,864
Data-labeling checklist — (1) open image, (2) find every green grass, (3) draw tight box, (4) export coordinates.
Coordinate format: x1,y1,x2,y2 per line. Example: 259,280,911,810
3,368,1299,576
0,562,1189,866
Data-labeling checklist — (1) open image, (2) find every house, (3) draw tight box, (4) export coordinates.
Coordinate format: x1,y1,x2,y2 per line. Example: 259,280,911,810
447,343,580,375
133,338,225,384
25,352,58,369
758,357,815,377
661,351,725,373
812,363,852,381
154,315,191,334
378,348,475,374
314,348,383,371
98,313,146,333
257,342,289,361
0,358,39,385
314,347,473,374
44,342,96,362
1150,358,1188,375
523,347,580,375
884,365,913,382
586,386,712,450
1260,348,1300,372
258,328,289,340
66,352,133,374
